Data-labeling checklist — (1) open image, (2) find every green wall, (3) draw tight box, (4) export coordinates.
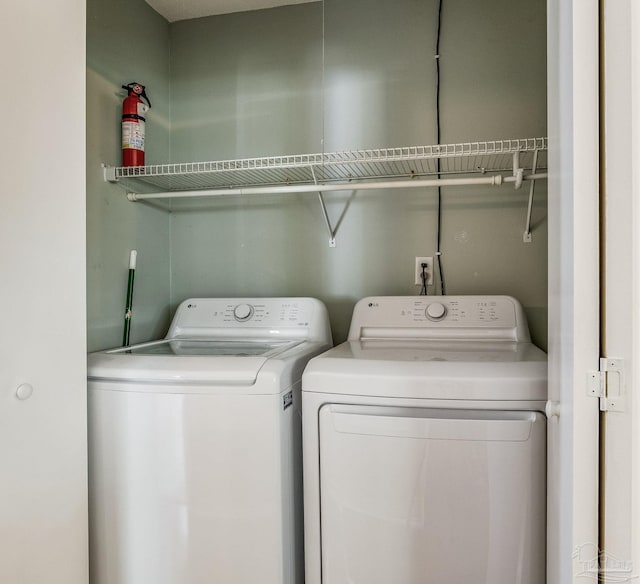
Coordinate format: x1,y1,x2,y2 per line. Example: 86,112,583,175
87,0,547,348
86,0,172,351
168,0,547,345
170,3,323,161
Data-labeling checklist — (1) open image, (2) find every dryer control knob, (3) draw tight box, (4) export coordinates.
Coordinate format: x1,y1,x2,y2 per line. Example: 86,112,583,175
233,303,254,322
426,302,447,321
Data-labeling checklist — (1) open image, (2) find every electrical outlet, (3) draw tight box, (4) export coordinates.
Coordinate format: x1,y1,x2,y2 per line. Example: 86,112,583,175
414,256,434,286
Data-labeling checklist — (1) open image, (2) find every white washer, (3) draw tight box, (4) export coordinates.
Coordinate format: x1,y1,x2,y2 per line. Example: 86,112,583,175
302,295,547,584
88,297,332,584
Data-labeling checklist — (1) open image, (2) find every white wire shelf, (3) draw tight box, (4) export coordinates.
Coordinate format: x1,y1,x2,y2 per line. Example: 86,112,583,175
104,137,548,194
103,137,547,246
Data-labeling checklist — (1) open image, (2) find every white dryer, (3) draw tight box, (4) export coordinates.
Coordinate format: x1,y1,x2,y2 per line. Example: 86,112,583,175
88,297,332,584
302,295,547,584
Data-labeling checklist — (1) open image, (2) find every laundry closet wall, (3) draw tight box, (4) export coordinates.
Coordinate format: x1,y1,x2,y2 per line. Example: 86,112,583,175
87,0,547,348
168,0,547,345
86,0,172,351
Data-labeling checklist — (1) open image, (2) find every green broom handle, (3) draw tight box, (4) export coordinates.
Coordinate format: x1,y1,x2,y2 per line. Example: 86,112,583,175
122,250,137,347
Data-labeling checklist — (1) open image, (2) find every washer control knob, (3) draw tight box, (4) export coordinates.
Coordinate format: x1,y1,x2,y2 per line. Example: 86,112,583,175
233,303,254,322
426,302,447,321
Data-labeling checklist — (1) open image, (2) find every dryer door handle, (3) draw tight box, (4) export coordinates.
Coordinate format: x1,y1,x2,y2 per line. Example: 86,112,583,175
325,405,542,442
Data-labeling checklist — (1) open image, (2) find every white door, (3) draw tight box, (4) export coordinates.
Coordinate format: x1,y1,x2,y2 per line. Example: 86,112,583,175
546,0,601,583
600,0,640,581
0,1,88,582
318,405,546,584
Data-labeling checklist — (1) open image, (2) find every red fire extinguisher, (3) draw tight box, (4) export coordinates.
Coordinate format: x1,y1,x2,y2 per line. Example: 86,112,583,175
121,82,151,167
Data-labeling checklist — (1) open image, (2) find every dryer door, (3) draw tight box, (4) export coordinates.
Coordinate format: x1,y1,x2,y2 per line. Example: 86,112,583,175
318,405,546,584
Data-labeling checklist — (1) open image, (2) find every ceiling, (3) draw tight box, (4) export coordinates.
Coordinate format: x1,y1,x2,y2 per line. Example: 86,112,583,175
145,0,319,22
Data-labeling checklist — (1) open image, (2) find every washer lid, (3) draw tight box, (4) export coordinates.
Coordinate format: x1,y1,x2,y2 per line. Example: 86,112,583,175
88,338,302,384
111,338,299,356
302,339,547,401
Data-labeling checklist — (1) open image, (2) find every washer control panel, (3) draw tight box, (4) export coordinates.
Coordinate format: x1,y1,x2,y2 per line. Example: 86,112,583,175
167,297,331,342
349,296,530,342
174,299,311,327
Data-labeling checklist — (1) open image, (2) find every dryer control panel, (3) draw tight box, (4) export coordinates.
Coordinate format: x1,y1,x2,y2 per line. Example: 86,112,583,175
349,296,530,342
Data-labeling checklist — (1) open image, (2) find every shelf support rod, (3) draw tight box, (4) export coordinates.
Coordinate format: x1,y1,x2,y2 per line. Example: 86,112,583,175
523,149,539,243
310,167,337,247
126,174,510,202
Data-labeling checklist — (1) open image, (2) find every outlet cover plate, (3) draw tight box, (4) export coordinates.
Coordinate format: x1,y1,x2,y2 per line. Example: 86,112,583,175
415,256,434,286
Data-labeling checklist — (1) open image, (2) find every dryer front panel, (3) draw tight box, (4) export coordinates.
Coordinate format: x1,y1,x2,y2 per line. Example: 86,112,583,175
318,405,546,584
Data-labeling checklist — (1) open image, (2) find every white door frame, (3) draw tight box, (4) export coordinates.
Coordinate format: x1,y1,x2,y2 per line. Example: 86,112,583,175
547,0,600,582
601,0,640,581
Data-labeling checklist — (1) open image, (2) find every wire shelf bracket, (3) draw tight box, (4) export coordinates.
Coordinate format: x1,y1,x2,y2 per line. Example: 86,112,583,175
311,166,337,247
522,149,540,243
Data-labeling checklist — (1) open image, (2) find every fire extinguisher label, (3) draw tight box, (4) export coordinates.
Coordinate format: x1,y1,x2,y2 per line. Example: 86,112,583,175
122,120,145,151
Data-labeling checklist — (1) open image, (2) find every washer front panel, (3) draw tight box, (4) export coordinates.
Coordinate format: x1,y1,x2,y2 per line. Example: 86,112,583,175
89,386,290,584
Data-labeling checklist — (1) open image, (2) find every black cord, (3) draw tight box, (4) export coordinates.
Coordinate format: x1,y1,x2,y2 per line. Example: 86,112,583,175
420,263,429,296
435,0,446,295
